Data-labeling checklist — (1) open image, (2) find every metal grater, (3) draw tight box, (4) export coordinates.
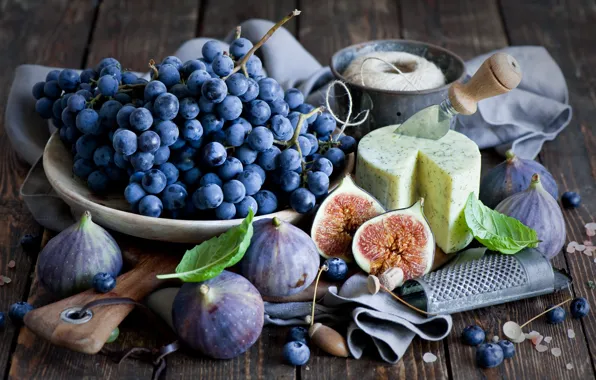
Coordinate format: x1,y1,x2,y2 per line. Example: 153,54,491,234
398,248,571,314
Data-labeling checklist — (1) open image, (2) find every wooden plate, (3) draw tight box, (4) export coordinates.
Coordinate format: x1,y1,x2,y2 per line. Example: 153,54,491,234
43,132,355,243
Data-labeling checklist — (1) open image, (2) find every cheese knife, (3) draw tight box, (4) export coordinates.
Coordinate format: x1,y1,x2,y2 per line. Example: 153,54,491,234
394,53,522,140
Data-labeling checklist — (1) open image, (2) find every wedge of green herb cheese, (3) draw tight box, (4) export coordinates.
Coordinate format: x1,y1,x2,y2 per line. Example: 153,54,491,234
355,126,481,253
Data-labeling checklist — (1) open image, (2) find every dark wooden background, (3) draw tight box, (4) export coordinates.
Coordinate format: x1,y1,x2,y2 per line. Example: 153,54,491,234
1,0,595,379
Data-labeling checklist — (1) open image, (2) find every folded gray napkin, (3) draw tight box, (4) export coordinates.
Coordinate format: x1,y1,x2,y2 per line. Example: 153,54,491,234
6,18,571,231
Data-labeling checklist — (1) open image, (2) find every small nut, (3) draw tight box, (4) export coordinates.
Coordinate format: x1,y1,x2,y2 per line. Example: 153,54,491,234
309,323,349,357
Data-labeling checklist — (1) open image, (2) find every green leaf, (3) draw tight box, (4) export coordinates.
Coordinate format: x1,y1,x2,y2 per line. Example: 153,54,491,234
156,209,254,282
464,194,540,254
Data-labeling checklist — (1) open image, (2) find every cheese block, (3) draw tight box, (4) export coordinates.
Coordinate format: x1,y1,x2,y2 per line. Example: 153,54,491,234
355,126,481,253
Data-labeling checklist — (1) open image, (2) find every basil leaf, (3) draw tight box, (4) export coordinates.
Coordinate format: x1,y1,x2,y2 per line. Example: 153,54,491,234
157,209,254,282
464,193,540,254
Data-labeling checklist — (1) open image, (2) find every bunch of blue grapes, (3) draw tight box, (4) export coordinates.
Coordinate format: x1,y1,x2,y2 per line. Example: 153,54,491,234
32,37,356,219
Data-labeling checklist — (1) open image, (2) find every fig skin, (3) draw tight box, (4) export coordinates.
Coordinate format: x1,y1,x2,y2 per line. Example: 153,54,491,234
311,175,385,262
352,199,434,286
37,211,123,298
480,150,558,209
241,217,319,297
495,174,565,260
172,271,264,359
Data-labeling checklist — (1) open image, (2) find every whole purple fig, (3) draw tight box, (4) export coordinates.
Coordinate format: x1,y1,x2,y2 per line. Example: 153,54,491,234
480,150,558,209
37,211,123,298
240,217,319,297
172,271,264,359
495,174,565,260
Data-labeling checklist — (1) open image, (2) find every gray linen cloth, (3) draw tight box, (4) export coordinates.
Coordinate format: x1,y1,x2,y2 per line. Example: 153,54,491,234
5,18,571,230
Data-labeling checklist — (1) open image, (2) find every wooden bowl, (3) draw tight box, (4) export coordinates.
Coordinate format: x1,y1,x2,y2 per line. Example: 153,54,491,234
43,132,355,243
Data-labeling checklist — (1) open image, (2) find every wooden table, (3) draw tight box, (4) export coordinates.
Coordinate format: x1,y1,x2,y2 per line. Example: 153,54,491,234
1,0,594,378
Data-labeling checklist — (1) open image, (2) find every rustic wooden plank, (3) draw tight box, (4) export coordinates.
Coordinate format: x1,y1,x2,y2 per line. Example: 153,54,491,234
0,0,97,376
500,0,596,376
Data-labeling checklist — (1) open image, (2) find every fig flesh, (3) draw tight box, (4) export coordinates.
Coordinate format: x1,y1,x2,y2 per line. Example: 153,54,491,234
241,217,319,297
311,175,385,262
480,150,558,209
352,199,434,286
172,271,264,359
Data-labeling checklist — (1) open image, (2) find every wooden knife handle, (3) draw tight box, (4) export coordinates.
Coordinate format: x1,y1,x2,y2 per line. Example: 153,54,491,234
23,254,178,355
449,53,522,115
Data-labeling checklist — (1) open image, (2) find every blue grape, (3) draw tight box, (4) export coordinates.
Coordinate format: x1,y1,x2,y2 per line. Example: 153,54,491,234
76,135,99,159
143,101,154,114
225,123,246,147
129,171,145,183
290,188,316,213
201,142,227,167
199,172,223,187
76,109,99,134
51,98,63,119
201,41,223,62
157,63,181,88
130,151,154,172
79,82,93,92
303,134,319,156
307,171,330,196
154,120,180,146
73,158,95,179
234,144,258,165
324,147,346,170
153,146,170,165
181,119,203,141
201,78,227,104
125,182,146,205
201,59,216,78
169,83,190,99
296,103,317,124
35,98,54,119
187,70,211,96
239,78,259,102
139,195,163,217
93,145,114,167
60,93,73,108
285,88,304,109
198,95,215,113
213,130,229,146
235,196,258,218
182,167,202,187
76,89,93,100
43,80,62,99
216,95,242,121
232,117,252,134
170,137,186,150
269,98,289,117
312,157,333,176
115,105,135,129
173,145,197,160
277,149,301,171
212,54,234,77
162,184,188,210
193,184,224,209
288,111,309,134
153,93,179,120
61,108,76,128
66,94,85,112
199,113,224,135
182,59,206,78
45,69,61,82
64,126,81,144
226,73,249,96
121,71,137,85
338,135,357,154
251,70,266,81
158,162,179,185
217,157,243,181
97,75,118,97
279,171,301,192
142,169,167,194
174,157,195,172
138,130,161,153
161,56,183,70
246,100,271,125
258,78,282,102
95,58,120,73
129,108,153,132
257,146,281,171
113,152,129,169
229,37,253,58
114,92,131,105
223,180,246,203
269,115,292,141
87,171,110,193
80,69,98,84
144,80,167,102
245,55,262,76
247,126,273,152
98,100,123,132
296,136,312,157
236,170,261,196
313,112,337,136
179,97,199,119
100,64,122,82
32,81,45,99
112,129,138,155
58,69,80,91
254,190,278,215
244,164,266,184
215,202,236,220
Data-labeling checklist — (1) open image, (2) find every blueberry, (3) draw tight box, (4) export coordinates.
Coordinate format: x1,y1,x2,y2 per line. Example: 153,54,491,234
9,302,34,324
462,325,485,346
93,272,117,293
561,191,581,208
287,326,309,344
545,305,566,324
476,343,504,368
570,297,590,318
283,341,310,366
497,340,515,359
324,258,348,281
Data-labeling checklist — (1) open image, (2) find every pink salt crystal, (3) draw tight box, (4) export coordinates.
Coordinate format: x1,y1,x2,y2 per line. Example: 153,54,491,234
551,347,562,357
586,223,596,230
536,344,548,352
583,249,593,257
567,242,577,253
7,260,15,268
526,331,540,339
532,335,544,346
576,245,586,252
423,353,437,363
584,241,593,246
544,336,552,343
588,229,596,237
2,276,11,284
567,363,574,370
568,329,575,339
492,336,499,343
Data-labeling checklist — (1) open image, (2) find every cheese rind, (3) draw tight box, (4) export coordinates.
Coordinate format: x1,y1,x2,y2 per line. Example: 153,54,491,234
355,126,481,253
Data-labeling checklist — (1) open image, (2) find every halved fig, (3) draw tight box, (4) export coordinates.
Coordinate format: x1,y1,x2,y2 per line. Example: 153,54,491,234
311,175,385,262
352,199,435,287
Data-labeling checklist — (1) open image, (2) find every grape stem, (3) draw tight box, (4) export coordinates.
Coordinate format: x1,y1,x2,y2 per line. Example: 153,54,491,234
234,26,242,40
224,9,301,79
149,59,159,79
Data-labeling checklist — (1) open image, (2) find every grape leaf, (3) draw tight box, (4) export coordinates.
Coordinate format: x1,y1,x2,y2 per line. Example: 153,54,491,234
156,209,254,282
464,193,540,254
